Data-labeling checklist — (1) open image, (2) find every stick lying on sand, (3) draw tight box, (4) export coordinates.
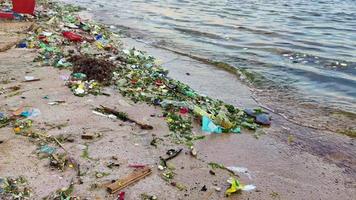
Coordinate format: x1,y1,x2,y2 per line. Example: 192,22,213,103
96,105,154,130
107,166,152,194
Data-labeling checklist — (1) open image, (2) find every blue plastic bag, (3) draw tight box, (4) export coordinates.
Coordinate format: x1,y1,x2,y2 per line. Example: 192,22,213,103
202,116,222,134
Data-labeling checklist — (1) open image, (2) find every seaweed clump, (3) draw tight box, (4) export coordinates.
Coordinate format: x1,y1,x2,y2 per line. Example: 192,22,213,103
69,55,116,85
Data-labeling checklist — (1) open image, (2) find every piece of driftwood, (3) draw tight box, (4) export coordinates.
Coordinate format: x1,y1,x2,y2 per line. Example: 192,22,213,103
81,133,95,140
107,167,152,194
159,148,182,167
98,105,153,130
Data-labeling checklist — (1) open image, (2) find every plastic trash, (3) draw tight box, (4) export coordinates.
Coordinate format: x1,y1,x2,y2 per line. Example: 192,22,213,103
39,145,56,155
72,73,87,80
0,12,14,19
24,76,36,81
62,31,82,42
0,112,5,119
18,43,27,48
202,116,222,134
215,108,233,129
20,108,41,118
226,166,252,179
118,192,125,200
12,0,36,15
160,100,191,109
179,107,189,114
95,34,103,40
56,58,72,68
226,177,256,196
193,106,211,118
255,113,271,125
231,127,241,133
244,108,271,125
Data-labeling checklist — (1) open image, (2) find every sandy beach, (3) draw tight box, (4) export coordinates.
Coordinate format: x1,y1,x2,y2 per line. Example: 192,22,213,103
0,1,355,199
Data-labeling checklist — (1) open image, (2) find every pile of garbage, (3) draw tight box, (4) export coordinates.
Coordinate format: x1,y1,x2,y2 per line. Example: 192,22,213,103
113,49,271,144
0,176,32,199
11,0,271,147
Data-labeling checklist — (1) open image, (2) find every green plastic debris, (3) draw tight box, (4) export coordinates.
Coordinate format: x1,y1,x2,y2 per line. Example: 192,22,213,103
72,73,87,80
202,116,222,133
0,176,32,199
225,177,256,196
39,145,56,155
225,177,243,196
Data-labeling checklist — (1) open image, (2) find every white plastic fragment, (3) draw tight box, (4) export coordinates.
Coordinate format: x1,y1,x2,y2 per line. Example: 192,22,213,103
242,184,256,191
226,166,252,180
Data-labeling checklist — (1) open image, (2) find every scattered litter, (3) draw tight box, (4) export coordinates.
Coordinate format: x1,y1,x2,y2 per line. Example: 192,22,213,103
244,108,271,125
62,31,82,42
48,100,66,105
95,106,153,130
190,146,197,157
141,193,157,200
160,148,182,167
150,136,163,148
128,164,147,169
202,116,222,134
19,107,41,118
81,133,101,140
39,145,56,155
107,162,120,169
107,167,152,194
67,80,101,97
45,182,76,199
0,176,32,199
118,191,125,200
208,162,236,175
0,112,10,128
23,76,40,82
92,110,117,119
225,177,256,196
95,171,110,178
226,166,252,179
13,119,33,134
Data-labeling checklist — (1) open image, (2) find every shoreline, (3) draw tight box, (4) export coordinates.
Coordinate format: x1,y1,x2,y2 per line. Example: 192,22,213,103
0,1,355,199
85,10,356,137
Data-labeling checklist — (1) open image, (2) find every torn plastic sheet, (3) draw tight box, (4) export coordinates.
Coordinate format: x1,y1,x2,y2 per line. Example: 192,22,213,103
226,177,256,196
226,166,253,180
202,116,222,134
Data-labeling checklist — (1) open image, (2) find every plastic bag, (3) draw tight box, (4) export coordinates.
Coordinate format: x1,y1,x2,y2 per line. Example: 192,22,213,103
62,31,82,42
202,116,222,134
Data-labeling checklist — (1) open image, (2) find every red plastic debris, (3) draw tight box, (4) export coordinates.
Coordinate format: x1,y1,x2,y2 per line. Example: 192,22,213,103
38,35,46,40
179,107,189,114
155,79,163,86
0,12,14,19
130,79,138,84
62,31,82,42
128,164,146,169
12,0,35,15
118,191,125,200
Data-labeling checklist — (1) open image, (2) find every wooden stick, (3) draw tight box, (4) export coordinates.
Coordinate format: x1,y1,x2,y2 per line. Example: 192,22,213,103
99,105,153,130
107,167,152,194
